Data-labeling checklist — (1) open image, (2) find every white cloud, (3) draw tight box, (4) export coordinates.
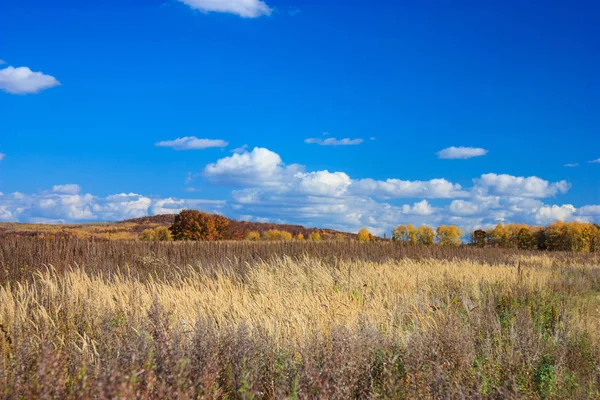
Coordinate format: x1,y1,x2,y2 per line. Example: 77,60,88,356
449,200,480,216
0,153,5,161
231,144,249,154
402,200,436,215
351,178,468,199
52,184,81,195
178,0,272,17
156,136,228,150
0,60,5,65
305,137,364,146
534,204,577,225
0,187,225,223
437,146,488,159
564,163,579,167
578,205,600,217
0,66,60,94
589,158,600,164
295,171,352,197
473,173,570,198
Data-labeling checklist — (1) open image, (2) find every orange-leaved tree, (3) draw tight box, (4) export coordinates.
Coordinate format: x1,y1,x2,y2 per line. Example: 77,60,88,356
170,210,230,241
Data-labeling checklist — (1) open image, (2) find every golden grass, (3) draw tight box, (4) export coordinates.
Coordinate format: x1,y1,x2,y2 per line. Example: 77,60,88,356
1,255,584,349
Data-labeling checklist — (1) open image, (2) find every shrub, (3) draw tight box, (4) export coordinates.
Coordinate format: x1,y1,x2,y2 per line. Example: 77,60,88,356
262,229,293,241
357,228,373,242
140,228,156,241
154,226,172,241
246,231,261,241
309,231,322,242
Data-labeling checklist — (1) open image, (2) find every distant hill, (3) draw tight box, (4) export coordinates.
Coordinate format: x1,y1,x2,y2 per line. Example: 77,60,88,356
0,213,355,241
121,214,355,240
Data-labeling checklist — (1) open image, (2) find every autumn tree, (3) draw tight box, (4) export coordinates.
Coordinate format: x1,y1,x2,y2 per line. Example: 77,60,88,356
140,229,156,241
357,228,373,242
295,233,304,240
309,231,322,242
470,229,487,248
246,231,261,241
155,226,172,241
170,210,230,241
517,227,535,250
262,229,293,241
416,226,435,246
436,225,463,247
392,225,408,242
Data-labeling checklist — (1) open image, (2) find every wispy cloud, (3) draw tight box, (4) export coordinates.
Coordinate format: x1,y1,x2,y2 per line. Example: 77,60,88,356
231,144,249,154
156,137,228,150
177,0,272,18
589,158,600,164
52,184,81,195
0,66,60,94
564,163,579,167
0,60,5,65
305,137,364,146
0,153,5,161
437,146,488,159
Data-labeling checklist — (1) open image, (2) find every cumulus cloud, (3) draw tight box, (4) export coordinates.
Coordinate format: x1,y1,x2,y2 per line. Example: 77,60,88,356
295,171,352,197
534,205,577,225
305,137,364,146
204,147,297,186
437,146,488,159
0,66,60,94
156,136,228,150
351,178,468,199
473,173,570,198
449,200,480,216
52,184,81,195
0,187,225,223
178,0,272,17
401,200,436,215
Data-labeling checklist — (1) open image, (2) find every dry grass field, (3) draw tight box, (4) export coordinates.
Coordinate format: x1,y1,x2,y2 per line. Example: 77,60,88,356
1,239,599,398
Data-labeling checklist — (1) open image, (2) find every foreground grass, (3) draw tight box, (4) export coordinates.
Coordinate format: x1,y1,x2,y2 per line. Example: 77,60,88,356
0,243,599,398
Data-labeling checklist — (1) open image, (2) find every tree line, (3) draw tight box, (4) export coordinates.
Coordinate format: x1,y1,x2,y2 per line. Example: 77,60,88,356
141,210,600,252
470,221,600,252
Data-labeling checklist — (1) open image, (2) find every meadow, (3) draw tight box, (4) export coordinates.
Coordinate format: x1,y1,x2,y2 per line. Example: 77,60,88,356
1,238,599,399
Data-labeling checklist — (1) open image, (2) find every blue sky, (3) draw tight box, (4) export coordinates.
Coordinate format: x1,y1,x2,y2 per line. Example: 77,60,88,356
0,0,599,234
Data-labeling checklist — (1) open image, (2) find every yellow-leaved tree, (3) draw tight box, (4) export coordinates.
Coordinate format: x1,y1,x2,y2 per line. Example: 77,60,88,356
357,228,373,242
436,225,463,247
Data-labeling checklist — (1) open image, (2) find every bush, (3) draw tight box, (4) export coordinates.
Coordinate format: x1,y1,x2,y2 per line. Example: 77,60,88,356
357,228,373,242
309,231,322,242
140,228,156,241
246,231,261,241
262,229,293,241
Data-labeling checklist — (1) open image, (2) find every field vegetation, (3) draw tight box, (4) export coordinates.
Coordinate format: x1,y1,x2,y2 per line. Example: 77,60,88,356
1,238,599,398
